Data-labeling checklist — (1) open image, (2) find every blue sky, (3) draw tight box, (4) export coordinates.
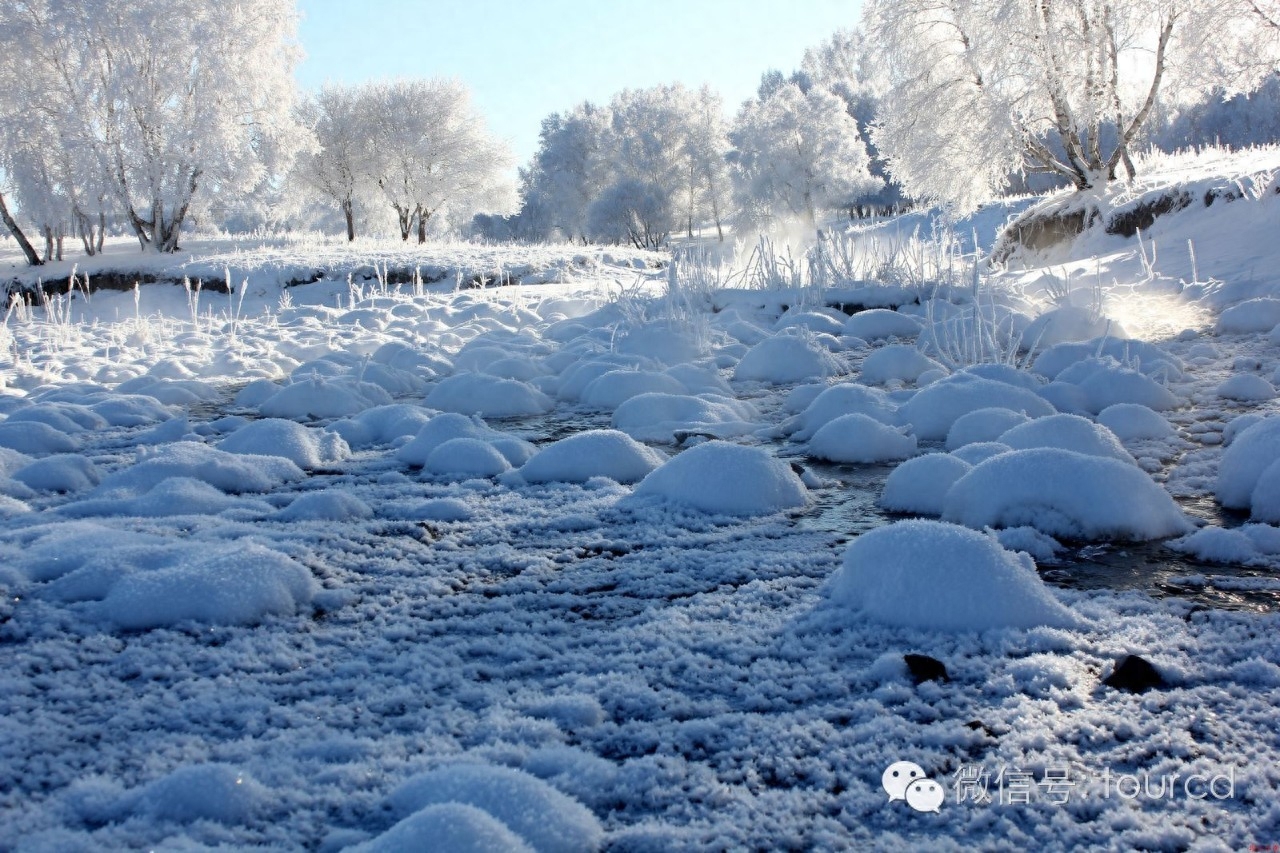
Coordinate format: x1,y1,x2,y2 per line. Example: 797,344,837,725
294,1,863,168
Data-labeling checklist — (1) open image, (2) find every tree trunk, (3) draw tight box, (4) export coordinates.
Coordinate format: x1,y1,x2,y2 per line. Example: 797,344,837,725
96,211,105,254
416,205,427,244
0,192,42,266
343,200,355,242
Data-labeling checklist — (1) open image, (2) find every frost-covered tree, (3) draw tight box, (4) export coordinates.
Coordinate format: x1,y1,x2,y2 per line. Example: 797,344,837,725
0,0,307,254
586,178,674,249
731,82,881,225
518,102,614,242
363,79,517,243
866,0,1280,212
800,28,907,217
291,86,372,242
682,86,734,240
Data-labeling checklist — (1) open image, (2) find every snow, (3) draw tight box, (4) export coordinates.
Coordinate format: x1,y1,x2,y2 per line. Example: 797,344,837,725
218,418,350,469
629,440,808,516
12,454,101,493
131,764,267,824
386,764,603,853
1216,296,1280,334
782,383,896,440
732,334,845,384
354,803,534,853
426,438,513,478
426,374,555,418
519,430,665,484
100,542,319,629
806,413,917,464
828,520,1080,631
942,448,1192,540
878,453,972,516
944,407,1032,449
1096,403,1175,440
610,392,758,444
842,309,923,341
1216,372,1276,401
858,344,945,385
997,413,1134,463
1216,417,1280,509
896,374,1055,441
93,442,305,496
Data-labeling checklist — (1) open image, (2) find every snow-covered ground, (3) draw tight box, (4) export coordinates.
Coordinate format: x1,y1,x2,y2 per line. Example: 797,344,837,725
3,149,1280,851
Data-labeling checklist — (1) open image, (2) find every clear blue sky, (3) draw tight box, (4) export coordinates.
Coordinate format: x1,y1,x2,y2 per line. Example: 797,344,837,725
294,1,863,169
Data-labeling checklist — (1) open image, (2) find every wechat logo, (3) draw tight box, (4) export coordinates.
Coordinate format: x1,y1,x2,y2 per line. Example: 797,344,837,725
883,761,945,813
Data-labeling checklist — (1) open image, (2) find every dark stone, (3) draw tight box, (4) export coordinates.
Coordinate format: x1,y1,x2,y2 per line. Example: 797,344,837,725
1102,654,1167,693
904,653,949,685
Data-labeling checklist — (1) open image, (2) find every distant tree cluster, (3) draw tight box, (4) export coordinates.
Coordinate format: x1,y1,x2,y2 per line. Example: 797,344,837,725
290,79,516,243
496,34,897,248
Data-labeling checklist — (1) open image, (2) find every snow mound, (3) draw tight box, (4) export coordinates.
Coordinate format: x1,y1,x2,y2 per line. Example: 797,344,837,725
330,404,436,449
580,370,686,409
426,438,512,478
784,384,896,440
1032,338,1182,381
879,454,972,516
101,542,318,629
807,414,917,464
630,441,808,516
616,321,705,365
387,764,602,853
0,421,81,455
60,477,270,519
354,802,534,853
997,414,1134,463
218,418,349,469
426,374,554,418
520,430,665,484
1071,361,1180,413
611,393,758,444
1216,297,1280,334
12,455,101,493
397,414,507,467
95,442,305,496
1096,404,1174,440
1245,459,1280,523
89,394,175,427
259,375,390,420
1216,373,1276,402
950,442,1013,465
135,764,266,824
842,309,922,341
6,403,105,433
829,520,1079,631
943,448,1191,540
1216,417,1280,509
897,374,1055,441
279,490,374,521
945,408,1033,450
1023,306,1125,348
858,345,945,385
732,335,844,384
